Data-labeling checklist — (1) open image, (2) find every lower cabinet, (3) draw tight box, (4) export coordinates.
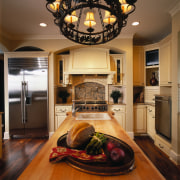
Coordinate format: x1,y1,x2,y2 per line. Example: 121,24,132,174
147,105,156,140
133,104,147,134
155,134,171,156
108,105,126,129
55,105,72,130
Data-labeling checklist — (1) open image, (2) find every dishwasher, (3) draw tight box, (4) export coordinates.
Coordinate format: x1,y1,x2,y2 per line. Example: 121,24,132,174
155,95,171,141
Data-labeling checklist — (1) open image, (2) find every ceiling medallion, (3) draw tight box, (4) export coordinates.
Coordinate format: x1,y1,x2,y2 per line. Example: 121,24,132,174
46,0,137,45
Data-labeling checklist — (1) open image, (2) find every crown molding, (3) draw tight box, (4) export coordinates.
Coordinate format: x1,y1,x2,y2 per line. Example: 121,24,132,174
169,1,180,17
0,31,134,41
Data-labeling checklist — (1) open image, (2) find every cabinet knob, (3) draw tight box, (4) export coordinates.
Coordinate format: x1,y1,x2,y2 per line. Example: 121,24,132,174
159,144,164,149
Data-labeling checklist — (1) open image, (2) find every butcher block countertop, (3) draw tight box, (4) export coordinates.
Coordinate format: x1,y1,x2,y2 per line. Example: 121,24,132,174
18,112,165,180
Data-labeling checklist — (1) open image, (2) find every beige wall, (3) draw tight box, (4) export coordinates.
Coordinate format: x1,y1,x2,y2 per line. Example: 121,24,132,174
1,37,134,137
171,9,180,163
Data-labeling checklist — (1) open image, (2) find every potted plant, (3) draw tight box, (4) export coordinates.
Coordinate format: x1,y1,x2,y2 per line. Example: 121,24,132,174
110,90,122,104
58,89,70,103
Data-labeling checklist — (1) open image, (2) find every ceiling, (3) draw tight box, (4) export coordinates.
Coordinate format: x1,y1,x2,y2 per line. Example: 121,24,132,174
0,0,180,45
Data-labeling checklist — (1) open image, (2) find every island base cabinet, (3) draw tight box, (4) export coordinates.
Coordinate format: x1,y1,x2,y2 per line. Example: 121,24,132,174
133,105,147,134
108,105,126,129
55,105,72,130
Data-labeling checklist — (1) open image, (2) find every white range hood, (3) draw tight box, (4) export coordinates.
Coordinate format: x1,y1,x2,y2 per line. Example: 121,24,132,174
65,47,115,75
64,48,115,84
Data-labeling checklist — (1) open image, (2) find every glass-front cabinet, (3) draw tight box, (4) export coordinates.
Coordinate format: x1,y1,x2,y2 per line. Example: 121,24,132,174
58,59,64,85
110,54,123,85
55,54,70,86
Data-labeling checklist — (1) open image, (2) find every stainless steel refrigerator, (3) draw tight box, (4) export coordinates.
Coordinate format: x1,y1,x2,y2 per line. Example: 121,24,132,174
8,57,48,138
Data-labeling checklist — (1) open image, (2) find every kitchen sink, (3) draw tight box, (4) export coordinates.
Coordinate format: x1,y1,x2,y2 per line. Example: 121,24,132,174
76,112,111,120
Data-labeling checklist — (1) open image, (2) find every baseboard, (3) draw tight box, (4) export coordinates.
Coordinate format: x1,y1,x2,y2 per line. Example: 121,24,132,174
49,132,54,139
127,131,134,139
170,149,180,165
4,132,10,139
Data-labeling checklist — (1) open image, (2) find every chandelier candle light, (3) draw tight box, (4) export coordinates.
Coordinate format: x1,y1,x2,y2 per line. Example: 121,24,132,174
46,0,137,45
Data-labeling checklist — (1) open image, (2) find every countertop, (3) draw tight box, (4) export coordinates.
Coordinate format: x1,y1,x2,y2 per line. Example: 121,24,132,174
18,112,164,180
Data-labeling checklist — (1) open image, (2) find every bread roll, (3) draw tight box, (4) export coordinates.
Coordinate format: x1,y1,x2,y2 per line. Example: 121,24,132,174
66,122,95,148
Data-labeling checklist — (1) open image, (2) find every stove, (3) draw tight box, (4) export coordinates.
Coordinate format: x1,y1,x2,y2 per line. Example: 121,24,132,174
73,100,108,112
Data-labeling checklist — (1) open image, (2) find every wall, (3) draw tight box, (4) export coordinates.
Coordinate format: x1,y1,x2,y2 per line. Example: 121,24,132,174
0,37,134,137
170,5,180,164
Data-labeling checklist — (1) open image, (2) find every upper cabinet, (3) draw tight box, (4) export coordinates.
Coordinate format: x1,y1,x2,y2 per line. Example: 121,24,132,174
143,35,172,87
159,38,172,86
145,48,159,86
55,54,70,86
110,54,124,86
133,46,144,86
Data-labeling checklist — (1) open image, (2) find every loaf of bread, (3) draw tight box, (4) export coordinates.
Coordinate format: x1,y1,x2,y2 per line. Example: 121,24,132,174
66,122,95,148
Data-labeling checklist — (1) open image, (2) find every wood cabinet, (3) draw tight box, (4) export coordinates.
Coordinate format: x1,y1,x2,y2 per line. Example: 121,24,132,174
159,40,172,86
155,134,171,156
55,105,72,130
55,55,70,86
133,104,147,134
133,46,144,86
147,105,156,140
110,54,124,85
108,105,126,129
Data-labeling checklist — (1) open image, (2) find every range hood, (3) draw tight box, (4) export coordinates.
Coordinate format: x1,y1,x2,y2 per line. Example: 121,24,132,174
64,48,115,75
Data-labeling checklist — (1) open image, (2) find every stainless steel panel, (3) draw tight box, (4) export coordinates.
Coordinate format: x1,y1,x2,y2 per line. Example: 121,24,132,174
8,57,48,137
24,68,48,129
8,68,24,133
155,96,171,141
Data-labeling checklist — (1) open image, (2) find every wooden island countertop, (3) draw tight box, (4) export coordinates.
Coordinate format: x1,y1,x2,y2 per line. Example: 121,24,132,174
18,112,165,180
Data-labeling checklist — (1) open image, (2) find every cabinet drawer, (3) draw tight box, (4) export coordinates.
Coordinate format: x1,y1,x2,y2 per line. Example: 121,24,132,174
111,106,125,113
155,135,171,156
55,106,72,115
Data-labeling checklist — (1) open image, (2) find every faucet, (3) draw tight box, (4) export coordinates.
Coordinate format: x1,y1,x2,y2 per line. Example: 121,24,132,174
72,100,79,117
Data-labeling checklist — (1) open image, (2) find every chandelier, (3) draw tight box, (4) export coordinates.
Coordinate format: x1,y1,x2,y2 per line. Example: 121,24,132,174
46,0,137,45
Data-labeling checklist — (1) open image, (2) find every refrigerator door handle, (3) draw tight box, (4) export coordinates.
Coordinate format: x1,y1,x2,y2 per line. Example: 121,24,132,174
21,81,27,124
21,81,25,124
23,81,27,123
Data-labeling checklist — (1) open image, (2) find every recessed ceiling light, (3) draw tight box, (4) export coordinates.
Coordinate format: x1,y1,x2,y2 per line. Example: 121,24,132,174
132,21,139,26
40,23,47,27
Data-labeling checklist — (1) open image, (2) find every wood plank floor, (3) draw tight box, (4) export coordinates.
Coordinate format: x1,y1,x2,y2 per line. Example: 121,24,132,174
134,136,180,180
0,136,180,180
0,138,48,180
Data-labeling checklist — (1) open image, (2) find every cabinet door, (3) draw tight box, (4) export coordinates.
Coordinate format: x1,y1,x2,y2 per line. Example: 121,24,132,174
133,46,144,86
160,41,172,86
110,55,123,85
114,113,125,129
58,59,64,85
147,106,155,140
55,115,66,130
115,58,123,85
133,105,147,133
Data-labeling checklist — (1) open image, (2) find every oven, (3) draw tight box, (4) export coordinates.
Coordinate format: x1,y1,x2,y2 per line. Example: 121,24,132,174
155,95,171,141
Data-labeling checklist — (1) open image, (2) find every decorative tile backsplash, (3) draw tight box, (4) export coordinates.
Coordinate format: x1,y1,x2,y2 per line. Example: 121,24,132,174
75,82,105,101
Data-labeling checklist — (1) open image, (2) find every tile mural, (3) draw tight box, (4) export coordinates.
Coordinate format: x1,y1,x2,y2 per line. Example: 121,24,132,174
75,82,105,100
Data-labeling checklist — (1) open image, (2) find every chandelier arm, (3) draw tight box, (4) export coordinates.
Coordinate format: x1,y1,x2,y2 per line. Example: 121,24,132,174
126,4,136,16
98,8,105,30
76,8,83,31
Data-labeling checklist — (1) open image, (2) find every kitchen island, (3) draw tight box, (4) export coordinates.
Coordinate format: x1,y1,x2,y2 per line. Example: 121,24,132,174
18,112,165,180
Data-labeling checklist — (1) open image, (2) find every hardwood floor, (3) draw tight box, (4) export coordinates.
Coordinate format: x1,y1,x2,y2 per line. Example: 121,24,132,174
0,136,180,180
0,138,48,180
134,136,180,180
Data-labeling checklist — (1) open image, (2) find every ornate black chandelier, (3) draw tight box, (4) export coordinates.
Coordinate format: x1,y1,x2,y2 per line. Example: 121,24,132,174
46,0,137,45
